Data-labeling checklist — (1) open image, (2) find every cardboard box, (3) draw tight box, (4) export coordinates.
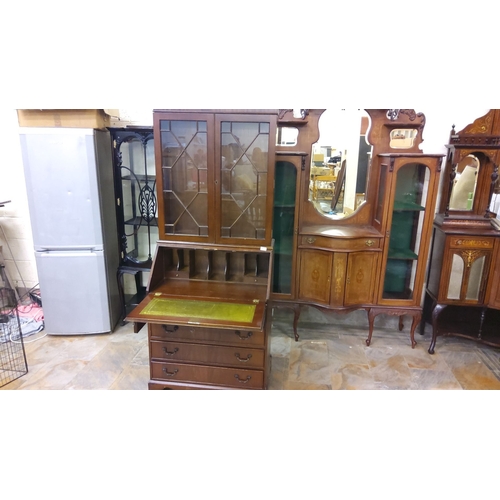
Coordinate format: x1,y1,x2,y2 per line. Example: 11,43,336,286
17,109,112,129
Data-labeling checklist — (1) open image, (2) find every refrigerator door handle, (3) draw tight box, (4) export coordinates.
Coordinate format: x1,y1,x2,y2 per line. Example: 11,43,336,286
35,246,104,253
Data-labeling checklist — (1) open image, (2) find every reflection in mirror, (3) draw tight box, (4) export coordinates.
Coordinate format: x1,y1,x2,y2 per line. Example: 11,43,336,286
308,110,372,219
447,254,463,300
276,127,299,146
466,255,486,301
449,154,480,211
390,129,418,149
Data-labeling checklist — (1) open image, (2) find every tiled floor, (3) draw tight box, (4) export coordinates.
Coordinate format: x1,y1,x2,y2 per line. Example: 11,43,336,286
3,306,500,390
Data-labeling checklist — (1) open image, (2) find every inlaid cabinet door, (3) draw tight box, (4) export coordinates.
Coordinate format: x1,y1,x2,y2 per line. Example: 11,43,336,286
298,249,332,305
344,252,378,306
442,236,495,305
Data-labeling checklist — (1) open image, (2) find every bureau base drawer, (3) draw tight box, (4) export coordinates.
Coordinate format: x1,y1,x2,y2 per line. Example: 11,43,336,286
151,340,265,369
149,323,265,347
148,381,234,390
151,361,265,389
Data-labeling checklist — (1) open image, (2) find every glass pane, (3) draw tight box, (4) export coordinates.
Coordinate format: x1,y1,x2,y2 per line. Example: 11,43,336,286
466,255,486,301
447,253,464,300
145,138,155,177
160,120,208,237
119,135,158,264
273,161,297,294
220,121,270,239
383,163,429,300
121,139,144,176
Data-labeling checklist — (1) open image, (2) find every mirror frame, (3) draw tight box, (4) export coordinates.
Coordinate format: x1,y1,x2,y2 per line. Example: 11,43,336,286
277,109,427,228
440,109,500,220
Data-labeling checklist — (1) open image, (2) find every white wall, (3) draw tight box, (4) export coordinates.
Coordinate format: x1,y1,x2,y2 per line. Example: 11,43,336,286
0,107,492,295
0,109,38,292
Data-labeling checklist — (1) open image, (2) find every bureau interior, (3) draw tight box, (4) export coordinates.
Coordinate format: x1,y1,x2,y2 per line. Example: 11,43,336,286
148,244,273,299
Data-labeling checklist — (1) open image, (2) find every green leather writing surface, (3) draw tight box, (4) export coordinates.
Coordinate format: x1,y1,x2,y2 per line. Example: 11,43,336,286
140,297,257,324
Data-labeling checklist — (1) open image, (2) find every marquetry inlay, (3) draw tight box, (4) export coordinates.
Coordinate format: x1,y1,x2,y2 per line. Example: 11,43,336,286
461,250,483,268
356,269,364,284
453,238,492,248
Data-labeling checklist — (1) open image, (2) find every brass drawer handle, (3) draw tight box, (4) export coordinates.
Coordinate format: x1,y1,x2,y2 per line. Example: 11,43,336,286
235,353,253,363
162,368,179,377
162,325,179,333
235,330,253,340
306,237,316,244
365,240,375,247
234,374,252,384
162,347,179,357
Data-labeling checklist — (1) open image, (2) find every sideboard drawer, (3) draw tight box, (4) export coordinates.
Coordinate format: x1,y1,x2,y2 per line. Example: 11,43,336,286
149,323,266,347
300,235,381,251
151,361,265,389
150,340,265,369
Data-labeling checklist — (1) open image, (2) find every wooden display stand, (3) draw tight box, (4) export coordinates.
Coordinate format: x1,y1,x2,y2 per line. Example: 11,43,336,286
423,109,500,353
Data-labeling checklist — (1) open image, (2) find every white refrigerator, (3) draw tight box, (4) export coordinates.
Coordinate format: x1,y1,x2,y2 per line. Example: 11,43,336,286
20,127,121,335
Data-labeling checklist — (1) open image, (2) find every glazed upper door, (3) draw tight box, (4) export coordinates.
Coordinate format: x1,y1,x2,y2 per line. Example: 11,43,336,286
376,156,441,306
215,114,276,246
154,111,276,246
155,112,215,243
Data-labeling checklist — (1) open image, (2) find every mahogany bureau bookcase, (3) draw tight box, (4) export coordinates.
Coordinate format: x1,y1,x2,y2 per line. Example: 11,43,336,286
127,110,277,389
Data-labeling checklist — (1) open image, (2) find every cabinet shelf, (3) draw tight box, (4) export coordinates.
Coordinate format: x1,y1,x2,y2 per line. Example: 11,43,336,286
387,249,418,260
393,201,425,211
124,216,158,227
274,235,294,256
122,174,156,182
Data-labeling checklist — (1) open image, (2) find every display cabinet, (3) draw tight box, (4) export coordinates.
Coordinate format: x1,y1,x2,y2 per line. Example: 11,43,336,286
367,153,443,347
423,109,500,353
128,110,278,390
273,109,444,347
110,127,158,322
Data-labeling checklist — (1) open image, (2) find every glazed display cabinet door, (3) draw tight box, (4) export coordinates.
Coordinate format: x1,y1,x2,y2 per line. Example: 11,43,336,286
215,114,276,247
298,249,332,305
272,160,298,297
441,237,495,305
114,130,158,264
377,158,440,306
154,112,276,246
155,113,215,243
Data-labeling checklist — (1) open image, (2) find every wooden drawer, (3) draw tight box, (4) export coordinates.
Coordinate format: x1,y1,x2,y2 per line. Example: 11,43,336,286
149,323,266,347
151,361,265,389
150,340,265,369
449,236,495,250
300,235,380,251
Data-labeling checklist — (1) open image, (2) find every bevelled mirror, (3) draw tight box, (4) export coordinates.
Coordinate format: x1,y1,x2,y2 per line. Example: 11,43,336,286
308,109,372,218
449,154,480,211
